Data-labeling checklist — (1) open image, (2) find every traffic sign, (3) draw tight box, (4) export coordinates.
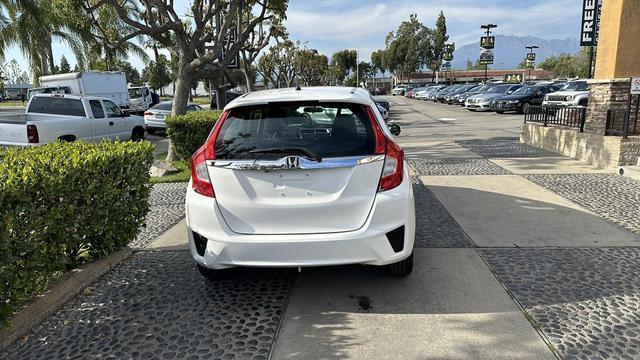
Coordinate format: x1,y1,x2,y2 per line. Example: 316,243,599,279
631,77,640,95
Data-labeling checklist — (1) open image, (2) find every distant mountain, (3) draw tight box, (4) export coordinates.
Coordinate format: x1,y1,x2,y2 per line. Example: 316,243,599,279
451,35,581,70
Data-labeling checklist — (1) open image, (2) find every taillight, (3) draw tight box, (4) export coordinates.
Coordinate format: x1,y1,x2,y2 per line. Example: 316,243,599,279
27,125,39,144
379,141,404,191
365,106,404,192
190,110,230,197
190,146,214,197
144,111,152,116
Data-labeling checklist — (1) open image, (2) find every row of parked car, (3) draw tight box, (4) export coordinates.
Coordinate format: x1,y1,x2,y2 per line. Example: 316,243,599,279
391,80,589,114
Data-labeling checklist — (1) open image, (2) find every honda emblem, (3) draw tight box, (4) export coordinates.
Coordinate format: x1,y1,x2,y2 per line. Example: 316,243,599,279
286,156,300,169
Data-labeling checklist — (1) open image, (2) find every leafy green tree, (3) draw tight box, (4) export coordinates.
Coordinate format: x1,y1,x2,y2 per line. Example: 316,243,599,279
331,49,357,84
83,0,288,162
256,38,298,88
384,14,430,82
0,0,87,83
539,49,589,78
142,55,171,95
429,11,449,78
59,55,71,73
294,48,329,86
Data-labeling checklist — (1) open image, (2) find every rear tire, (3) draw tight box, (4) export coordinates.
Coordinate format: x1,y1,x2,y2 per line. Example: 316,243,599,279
386,252,414,277
131,127,145,142
521,102,531,115
496,110,504,114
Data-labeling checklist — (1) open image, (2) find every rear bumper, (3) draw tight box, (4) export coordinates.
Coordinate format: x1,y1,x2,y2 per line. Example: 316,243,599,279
144,119,167,129
185,167,416,269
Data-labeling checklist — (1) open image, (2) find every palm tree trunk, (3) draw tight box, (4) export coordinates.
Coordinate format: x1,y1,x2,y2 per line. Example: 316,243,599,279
46,34,55,74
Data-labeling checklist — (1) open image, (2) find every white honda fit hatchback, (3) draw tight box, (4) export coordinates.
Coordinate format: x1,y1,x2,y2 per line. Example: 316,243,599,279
186,87,415,277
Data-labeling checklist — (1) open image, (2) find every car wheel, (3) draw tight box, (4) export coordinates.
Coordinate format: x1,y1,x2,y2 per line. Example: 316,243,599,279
521,103,531,114
386,252,413,277
496,110,504,114
131,127,145,142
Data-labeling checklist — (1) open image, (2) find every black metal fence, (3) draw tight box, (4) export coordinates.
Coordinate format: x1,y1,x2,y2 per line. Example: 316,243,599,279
606,109,640,137
524,106,586,132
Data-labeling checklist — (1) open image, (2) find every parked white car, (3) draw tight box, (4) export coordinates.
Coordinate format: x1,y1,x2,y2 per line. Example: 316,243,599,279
0,94,145,146
144,101,204,134
186,87,416,277
543,80,589,108
391,85,409,96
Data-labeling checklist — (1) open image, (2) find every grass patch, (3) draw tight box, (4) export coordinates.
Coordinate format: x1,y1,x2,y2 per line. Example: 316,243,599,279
150,159,191,184
0,100,25,108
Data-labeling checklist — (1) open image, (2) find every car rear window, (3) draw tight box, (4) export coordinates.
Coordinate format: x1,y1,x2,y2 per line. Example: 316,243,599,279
152,102,172,111
215,102,377,160
28,97,86,117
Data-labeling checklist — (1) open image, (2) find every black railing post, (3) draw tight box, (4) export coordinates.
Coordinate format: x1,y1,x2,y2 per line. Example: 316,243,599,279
580,108,586,132
543,107,548,127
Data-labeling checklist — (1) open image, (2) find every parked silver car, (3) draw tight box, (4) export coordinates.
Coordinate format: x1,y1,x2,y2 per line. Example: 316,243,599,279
144,101,204,134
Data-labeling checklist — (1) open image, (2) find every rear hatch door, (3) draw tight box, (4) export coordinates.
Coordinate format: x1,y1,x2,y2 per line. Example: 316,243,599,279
209,101,383,235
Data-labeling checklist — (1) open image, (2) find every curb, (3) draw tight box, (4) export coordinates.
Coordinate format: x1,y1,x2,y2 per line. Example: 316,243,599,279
0,247,133,350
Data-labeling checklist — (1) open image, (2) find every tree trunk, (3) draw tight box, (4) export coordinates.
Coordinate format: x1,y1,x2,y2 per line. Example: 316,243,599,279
165,63,192,162
243,67,252,92
46,38,54,74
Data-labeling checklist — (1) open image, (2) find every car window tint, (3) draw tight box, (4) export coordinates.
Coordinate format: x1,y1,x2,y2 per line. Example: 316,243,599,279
215,102,376,160
152,102,173,111
28,97,86,117
89,100,104,118
103,100,122,118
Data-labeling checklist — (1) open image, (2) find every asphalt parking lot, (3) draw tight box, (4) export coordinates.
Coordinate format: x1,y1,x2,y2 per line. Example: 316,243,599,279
4,95,640,359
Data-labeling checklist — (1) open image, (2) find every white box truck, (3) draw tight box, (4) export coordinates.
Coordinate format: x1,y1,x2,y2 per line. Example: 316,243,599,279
28,71,130,109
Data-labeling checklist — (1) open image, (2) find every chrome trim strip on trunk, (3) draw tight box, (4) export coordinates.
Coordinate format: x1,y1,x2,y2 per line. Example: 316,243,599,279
207,155,384,170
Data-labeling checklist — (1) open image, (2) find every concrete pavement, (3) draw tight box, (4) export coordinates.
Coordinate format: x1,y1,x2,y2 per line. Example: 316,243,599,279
272,249,554,360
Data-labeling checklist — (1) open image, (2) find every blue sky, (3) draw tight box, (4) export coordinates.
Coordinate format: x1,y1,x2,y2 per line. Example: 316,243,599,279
2,0,582,76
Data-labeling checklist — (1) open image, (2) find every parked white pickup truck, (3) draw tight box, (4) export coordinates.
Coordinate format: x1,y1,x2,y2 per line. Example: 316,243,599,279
0,94,145,146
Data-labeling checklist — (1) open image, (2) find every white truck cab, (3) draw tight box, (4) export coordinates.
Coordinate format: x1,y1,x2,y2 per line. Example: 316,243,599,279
0,94,145,146
128,85,153,113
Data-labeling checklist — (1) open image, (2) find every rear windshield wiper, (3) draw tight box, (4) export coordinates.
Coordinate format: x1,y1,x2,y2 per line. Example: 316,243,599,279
249,147,322,162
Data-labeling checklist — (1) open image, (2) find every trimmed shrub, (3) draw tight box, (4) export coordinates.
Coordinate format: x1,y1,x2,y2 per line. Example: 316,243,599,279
0,140,154,325
166,110,223,160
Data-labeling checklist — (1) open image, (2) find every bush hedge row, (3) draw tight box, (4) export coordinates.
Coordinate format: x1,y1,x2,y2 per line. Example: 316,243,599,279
166,110,223,160
0,140,154,325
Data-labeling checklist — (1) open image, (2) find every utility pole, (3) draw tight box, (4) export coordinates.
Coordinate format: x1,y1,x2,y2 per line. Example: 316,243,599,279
480,24,497,82
356,50,359,88
525,45,539,83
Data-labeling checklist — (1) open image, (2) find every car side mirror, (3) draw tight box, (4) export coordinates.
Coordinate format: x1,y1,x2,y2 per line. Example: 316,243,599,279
389,123,401,136
507,90,513,94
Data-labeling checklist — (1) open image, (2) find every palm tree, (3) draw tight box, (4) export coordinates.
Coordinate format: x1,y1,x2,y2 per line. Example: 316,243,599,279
82,5,149,71
0,0,86,83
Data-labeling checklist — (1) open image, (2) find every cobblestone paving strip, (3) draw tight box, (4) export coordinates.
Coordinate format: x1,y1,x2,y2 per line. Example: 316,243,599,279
130,182,188,250
480,248,640,360
525,174,640,236
409,158,511,176
412,180,474,248
456,138,558,158
1,251,296,360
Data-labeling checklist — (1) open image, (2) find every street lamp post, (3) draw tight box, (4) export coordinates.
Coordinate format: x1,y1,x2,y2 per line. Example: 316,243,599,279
525,45,539,83
480,24,497,82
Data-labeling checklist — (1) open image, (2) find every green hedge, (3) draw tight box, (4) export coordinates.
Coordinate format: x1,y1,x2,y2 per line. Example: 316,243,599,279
0,141,154,325
166,110,223,160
